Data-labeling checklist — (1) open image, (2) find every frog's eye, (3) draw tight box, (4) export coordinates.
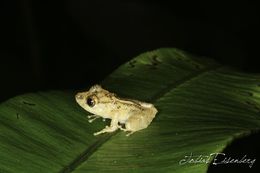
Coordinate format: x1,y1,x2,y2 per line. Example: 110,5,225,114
86,97,95,107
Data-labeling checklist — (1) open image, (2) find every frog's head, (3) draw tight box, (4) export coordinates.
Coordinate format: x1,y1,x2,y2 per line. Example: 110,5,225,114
75,84,114,116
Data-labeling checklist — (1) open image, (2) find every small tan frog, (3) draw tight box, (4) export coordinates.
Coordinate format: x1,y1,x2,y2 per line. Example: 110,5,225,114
75,85,158,136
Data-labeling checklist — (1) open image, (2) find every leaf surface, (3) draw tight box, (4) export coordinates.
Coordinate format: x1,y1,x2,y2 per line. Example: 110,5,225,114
1,48,260,173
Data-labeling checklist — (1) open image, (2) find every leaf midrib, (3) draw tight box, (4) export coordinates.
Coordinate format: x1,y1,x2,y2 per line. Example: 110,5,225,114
59,64,221,173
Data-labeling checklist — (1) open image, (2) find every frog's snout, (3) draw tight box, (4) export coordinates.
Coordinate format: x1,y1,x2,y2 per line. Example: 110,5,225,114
75,93,84,100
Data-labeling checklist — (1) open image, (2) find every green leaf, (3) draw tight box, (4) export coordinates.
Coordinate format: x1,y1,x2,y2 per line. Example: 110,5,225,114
1,48,260,173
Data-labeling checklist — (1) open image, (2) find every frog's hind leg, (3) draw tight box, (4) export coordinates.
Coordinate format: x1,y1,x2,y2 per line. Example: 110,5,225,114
124,113,152,136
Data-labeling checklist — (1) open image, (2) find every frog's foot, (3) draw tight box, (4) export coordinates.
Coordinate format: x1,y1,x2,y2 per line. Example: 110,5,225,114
94,125,118,136
126,131,135,136
87,114,99,123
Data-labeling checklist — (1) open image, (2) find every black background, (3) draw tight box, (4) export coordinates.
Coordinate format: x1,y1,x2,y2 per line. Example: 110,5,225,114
1,1,260,172
1,0,260,102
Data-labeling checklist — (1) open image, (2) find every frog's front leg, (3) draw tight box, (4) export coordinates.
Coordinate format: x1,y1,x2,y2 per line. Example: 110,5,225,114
87,114,100,123
94,117,118,136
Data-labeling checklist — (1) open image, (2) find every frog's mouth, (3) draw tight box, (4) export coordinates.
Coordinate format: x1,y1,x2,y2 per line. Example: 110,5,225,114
75,93,84,101
75,93,85,107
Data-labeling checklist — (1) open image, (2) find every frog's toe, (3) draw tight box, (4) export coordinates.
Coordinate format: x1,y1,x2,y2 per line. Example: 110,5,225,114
93,131,103,136
126,131,135,136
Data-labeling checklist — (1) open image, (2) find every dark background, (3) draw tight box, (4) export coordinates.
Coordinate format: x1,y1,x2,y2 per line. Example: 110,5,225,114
1,0,260,102
1,1,260,172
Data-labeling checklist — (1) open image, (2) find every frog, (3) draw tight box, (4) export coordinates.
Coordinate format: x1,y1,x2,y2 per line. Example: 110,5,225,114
75,85,158,136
